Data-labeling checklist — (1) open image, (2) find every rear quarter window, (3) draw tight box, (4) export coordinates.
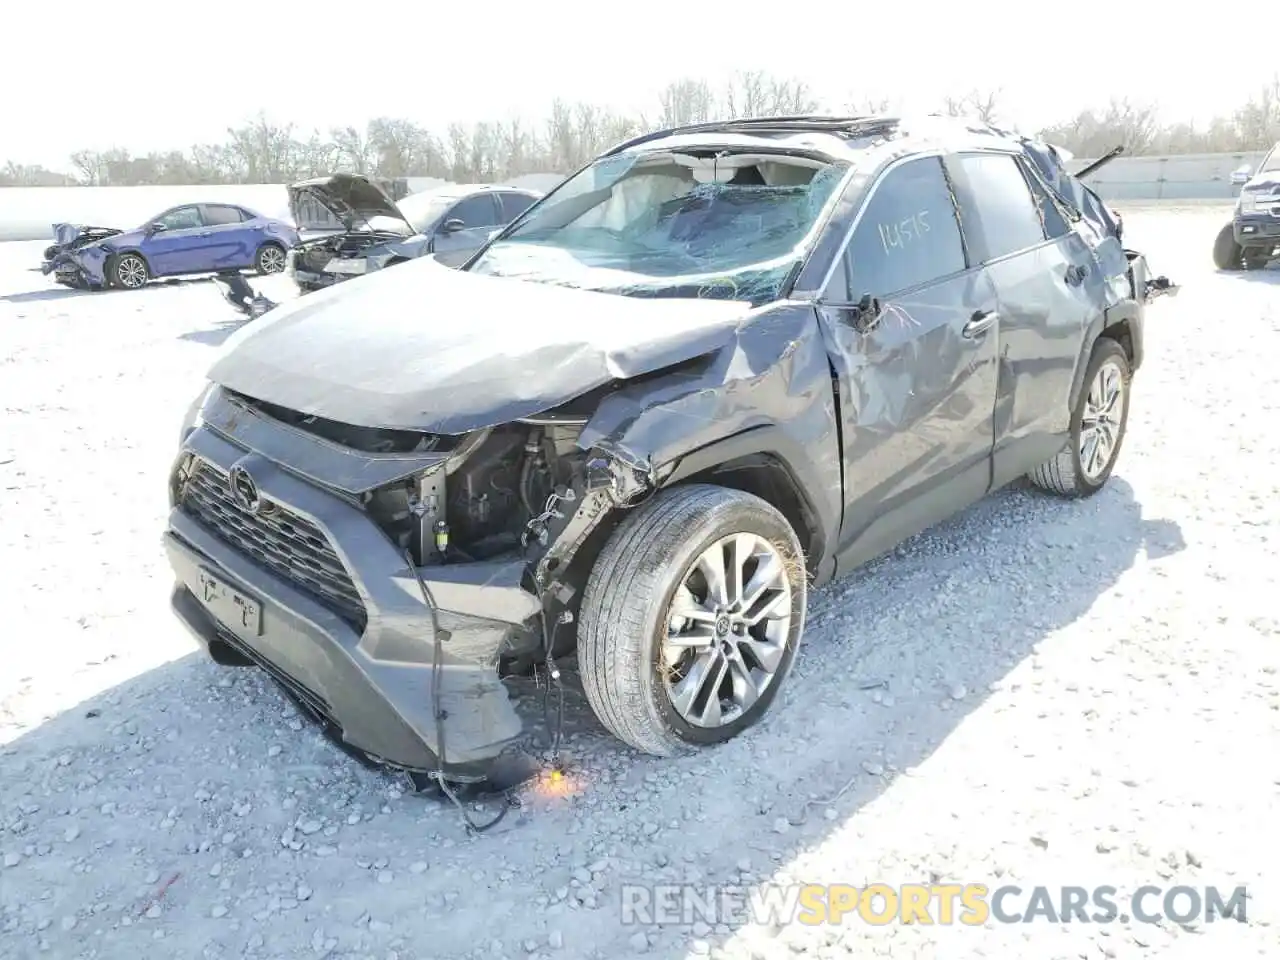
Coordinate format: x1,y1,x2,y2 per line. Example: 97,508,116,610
948,153,1048,261
499,192,538,222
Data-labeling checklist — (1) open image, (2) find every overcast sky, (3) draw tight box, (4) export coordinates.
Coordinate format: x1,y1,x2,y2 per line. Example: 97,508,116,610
2,0,1255,170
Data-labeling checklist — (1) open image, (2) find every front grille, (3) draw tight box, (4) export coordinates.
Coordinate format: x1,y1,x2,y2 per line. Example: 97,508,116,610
181,460,368,631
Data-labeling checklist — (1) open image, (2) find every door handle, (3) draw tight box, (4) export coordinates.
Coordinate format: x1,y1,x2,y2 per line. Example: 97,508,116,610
195,232,212,238
962,310,997,339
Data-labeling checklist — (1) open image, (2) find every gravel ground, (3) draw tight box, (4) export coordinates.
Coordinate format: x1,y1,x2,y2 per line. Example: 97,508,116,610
1,207,1277,960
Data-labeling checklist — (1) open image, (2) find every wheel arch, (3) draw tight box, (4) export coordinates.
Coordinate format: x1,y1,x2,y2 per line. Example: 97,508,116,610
107,249,151,286
550,427,835,658
659,426,835,580
1070,300,1141,412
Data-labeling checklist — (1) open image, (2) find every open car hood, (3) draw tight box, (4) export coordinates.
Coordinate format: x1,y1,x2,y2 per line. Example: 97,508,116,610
207,256,749,435
286,174,414,235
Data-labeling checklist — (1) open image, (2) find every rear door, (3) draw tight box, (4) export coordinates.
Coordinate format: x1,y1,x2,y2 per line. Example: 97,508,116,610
817,154,1001,568
431,193,502,266
496,191,539,224
199,204,257,270
944,151,1098,485
142,205,208,275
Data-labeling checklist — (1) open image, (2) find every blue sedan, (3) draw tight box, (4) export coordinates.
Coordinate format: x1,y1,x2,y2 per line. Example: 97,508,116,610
47,203,299,290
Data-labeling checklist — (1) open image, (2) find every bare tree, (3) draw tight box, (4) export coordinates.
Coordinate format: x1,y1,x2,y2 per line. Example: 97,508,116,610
329,125,375,175
657,79,717,128
942,89,1003,124
9,70,1280,187
723,70,817,119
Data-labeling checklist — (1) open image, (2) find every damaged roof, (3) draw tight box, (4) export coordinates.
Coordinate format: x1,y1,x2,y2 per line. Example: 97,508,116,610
605,114,1063,170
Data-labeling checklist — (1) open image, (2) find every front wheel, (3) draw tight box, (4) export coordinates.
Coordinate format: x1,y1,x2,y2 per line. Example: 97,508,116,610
112,253,150,290
1028,338,1131,498
577,484,807,757
1212,222,1244,271
255,243,287,275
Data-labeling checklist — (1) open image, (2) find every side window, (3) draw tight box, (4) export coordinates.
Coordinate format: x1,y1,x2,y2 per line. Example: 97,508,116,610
949,154,1046,261
1017,161,1072,240
447,195,500,229
842,157,967,298
201,205,244,226
499,192,537,222
155,206,203,230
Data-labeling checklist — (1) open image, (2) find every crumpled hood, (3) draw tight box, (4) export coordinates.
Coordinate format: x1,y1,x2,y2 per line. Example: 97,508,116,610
51,222,122,249
207,255,751,434
287,174,413,234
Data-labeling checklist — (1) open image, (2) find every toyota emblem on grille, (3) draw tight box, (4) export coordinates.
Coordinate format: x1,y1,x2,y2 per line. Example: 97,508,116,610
228,464,262,514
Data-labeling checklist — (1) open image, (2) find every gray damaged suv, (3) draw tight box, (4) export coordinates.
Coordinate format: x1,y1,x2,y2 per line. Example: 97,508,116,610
164,115,1174,785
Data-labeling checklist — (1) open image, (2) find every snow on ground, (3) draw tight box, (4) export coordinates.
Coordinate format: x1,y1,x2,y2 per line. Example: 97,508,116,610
0,210,1277,960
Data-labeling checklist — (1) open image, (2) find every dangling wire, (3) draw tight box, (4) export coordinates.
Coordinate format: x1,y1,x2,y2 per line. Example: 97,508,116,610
405,549,514,835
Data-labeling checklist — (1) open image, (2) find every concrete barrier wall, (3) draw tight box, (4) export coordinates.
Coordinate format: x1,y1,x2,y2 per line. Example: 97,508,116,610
1069,151,1266,201
0,154,1263,242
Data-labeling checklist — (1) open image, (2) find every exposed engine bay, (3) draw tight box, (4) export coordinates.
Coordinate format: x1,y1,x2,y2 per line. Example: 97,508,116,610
363,423,587,567
230,389,591,570
293,230,405,275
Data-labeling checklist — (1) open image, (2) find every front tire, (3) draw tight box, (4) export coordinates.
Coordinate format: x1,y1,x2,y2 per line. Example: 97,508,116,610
1028,338,1131,498
111,253,150,290
255,242,287,275
1213,223,1244,271
577,484,807,756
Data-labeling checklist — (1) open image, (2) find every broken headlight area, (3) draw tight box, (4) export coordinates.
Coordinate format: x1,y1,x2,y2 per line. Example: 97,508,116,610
293,231,401,278
362,422,593,570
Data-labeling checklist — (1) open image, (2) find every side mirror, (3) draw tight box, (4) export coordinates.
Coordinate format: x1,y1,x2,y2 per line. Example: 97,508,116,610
148,222,167,234
852,293,883,333
440,218,466,235
1230,164,1252,186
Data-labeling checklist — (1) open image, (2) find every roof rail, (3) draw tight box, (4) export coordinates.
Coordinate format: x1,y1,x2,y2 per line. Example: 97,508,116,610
601,115,901,157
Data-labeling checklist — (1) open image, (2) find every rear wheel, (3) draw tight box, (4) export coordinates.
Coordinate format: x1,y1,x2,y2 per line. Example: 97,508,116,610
111,253,150,290
577,484,807,756
255,242,287,274
1028,338,1131,498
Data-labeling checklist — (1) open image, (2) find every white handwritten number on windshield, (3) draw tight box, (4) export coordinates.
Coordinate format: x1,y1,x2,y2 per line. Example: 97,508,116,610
879,211,931,254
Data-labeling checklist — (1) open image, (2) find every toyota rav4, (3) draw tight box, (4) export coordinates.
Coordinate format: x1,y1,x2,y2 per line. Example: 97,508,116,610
164,115,1173,786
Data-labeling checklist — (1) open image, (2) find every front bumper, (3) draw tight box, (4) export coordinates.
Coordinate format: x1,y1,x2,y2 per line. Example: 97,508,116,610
45,256,102,288
1234,212,1280,250
165,409,545,778
287,250,367,290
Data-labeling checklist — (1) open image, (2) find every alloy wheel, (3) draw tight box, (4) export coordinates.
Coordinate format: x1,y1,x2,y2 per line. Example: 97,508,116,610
662,533,792,728
1079,360,1125,481
117,255,147,289
259,246,286,273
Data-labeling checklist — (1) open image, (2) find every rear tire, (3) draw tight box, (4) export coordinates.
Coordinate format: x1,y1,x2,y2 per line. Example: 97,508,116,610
1028,338,1131,498
1213,222,1244,270
577,484,807,756
255,242,287,275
